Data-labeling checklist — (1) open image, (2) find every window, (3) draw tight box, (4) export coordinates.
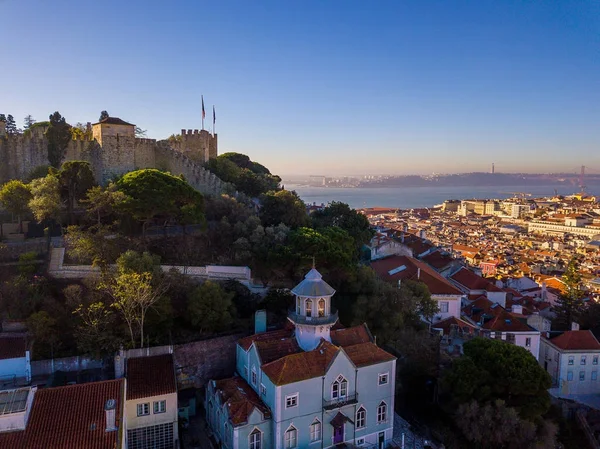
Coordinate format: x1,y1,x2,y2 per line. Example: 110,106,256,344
567,371,573,381
127,422,174,449
580,371,586,381
318,299,325,317
439,301,449,313
249,429,262,449
310,419,321,442
260,384,266,396
356,407,366,428
378,373,389,385
153,400,166,414
285,426,297,448
305,299,312,317
582,356,587,365
286,393,298,408
568,356,574,365
594,355,599,365
136,402,149,416
494,331,502,339
377,401,387,423
357,438,365,445
251,367,257,386
506,333,515,344
332,375,347,399
525,338,531,347
593,371,598,381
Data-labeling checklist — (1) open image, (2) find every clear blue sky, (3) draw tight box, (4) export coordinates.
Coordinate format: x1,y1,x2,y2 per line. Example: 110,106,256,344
4,0,600,176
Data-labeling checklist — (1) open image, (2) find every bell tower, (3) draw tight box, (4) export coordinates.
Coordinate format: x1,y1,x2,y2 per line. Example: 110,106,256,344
288,268,339,351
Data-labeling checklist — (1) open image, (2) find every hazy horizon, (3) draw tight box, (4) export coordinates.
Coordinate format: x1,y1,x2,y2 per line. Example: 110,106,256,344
4,1,600,175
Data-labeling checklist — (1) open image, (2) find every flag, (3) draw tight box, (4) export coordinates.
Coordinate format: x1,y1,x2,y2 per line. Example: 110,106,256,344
213,105,216,125
201,96,206,120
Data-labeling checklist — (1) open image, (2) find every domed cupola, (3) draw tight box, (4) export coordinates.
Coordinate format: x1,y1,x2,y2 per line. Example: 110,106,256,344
289,267,338,351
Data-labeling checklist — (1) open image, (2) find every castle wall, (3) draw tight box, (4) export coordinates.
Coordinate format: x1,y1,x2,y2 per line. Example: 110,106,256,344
177,129,217,164
0,134,50,182
133,138,157,170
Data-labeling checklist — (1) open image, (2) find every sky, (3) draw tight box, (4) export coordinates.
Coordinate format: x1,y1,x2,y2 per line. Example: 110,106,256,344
3,0,600,176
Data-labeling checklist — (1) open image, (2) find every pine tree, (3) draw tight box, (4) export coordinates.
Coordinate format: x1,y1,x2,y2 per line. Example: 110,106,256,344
24,115,36,129
5,114,19,135
554,257,584,330
0,114,6,122
99,110,109,121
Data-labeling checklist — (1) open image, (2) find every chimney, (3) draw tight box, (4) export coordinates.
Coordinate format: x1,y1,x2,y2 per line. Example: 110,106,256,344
571,322,580,331
104,399,117,432
417,268,421,279
254,309,267,334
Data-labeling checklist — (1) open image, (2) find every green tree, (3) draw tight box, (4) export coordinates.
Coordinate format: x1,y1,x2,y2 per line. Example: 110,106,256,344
117,169,205,236
0,180,32,233
99,110,109,121
116,250,161,276
135,126,147,137
554,257,585,330
5,114,19,135
0,114,6,123
403,279,438,327
27,165,51,181
259,190,308,228
28,175,61,223
73,302,123,358
311,201,373,247
24,115,36,130
46,112,72,168
442,337,551,420
187,281,235,333
58,161,96,224
64,225,122,269
17,252,38,277
83,183,127,226
27,311,59,359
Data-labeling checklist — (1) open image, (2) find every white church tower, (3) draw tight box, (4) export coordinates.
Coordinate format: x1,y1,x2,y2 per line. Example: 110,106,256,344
288,267,339,351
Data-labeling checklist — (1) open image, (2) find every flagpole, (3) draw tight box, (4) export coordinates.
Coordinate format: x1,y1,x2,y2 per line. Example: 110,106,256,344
201,95,205,131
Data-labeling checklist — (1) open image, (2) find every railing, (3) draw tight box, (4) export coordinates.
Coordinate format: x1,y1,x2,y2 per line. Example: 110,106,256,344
323,392,358,410
288,309,339,326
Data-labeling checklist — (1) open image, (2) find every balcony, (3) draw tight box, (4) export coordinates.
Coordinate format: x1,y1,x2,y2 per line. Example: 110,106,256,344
288,309,339,326
323,392,358,410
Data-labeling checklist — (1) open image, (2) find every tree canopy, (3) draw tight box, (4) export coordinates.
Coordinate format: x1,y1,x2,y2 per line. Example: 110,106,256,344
259,190,308,228
46,112,72,168
311,201,373,247
0,180,32,232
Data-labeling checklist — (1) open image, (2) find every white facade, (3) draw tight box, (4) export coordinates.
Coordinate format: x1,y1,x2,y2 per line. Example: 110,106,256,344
432,294,462,322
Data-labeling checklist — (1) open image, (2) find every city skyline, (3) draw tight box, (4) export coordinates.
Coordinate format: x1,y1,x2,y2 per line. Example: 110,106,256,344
4,0,600,175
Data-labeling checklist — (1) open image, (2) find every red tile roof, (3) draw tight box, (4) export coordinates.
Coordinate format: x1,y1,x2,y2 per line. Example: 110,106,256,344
343,342,396,367
421,251,455,270
213,376,271,426
330,324,373,347
371,255,462,295
451,268,501,292
238,328,294,351
92,117,134,126
0,379,125,449
0,334,28,360
549,330,600,351
481,311,533,332
262,340,339,386
255,337,302,364
432,316,477,335
462,297,504,322
126,354,176,400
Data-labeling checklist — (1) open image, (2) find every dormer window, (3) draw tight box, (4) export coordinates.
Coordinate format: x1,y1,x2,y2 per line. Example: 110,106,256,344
318,299,325,317
305,299,312,317
332,375,347,399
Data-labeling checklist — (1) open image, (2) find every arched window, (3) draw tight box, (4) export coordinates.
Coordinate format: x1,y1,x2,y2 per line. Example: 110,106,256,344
310,419,321,441
285,426,297,448
305,298,312,317
249,429,262,449
318,298,325,317
332,375,347,399
356,407,366,428
377,401,387,423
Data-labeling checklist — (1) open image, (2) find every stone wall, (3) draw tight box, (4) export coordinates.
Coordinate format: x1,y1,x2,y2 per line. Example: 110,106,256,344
0,131,225,196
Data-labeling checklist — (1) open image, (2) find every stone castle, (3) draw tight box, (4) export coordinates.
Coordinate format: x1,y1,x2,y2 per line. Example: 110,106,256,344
0,116,227,195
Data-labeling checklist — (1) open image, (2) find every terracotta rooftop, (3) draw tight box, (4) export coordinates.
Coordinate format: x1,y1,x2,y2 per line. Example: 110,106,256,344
330,324,373,347
126,354,176,400
262,340,339,386
548,330,600,351
213,376,271,427
371,255,462,295
92,117,135,126
421,251,455,270
451,267,501,292
432,316,477,335
255,337,302,364
462,297,504,323
0,334,28,360
238,328,294,351
481,311,533,332
0,379,125,449
343,342,396,367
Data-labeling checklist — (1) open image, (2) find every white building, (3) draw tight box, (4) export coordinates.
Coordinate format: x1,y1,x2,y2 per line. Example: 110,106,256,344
540,330,600,395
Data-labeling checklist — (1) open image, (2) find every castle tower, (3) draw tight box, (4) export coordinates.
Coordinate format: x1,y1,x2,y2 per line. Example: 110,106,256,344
92,117,135,147
289,267,338,351
180,129,218,163
91,117,136,183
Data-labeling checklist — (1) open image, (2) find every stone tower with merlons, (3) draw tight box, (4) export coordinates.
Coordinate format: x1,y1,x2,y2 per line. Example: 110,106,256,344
288,267,339,351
